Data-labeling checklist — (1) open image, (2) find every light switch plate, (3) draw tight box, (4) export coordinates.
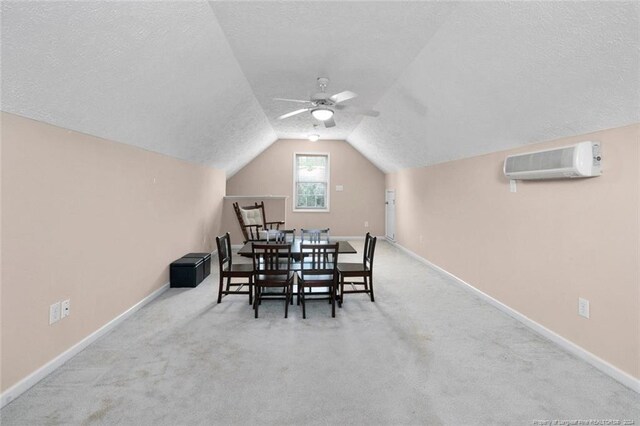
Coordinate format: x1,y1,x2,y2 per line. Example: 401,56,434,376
50,302,61,324
578,297,590,319
336,185,344,192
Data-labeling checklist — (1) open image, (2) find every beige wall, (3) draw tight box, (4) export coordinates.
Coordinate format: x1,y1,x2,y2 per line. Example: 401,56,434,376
386,124,640,379
1,113,226,392
226,139,385,241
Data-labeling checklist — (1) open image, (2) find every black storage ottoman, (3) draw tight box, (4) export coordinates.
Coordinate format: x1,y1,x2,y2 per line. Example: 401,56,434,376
182,252,211,278
170,257,204,288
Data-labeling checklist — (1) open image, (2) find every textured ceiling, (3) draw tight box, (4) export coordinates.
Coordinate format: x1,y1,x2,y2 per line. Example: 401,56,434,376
209,1,455,140
2,1,639,176
1,1,276,176
348,1,640,172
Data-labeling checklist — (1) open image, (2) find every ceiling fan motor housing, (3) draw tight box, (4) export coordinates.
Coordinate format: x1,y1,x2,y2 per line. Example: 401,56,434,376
312,92,330,103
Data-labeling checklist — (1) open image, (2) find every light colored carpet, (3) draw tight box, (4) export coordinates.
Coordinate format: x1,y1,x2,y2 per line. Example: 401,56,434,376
2,240,639,425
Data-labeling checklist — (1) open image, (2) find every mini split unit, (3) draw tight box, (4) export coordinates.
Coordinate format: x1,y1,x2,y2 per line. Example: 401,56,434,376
504,141,602,180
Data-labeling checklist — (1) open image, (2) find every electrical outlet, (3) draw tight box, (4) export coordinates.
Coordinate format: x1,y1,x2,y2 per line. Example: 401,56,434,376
578,297,590,319
61,299,70,318
49,302,61,324
364,221,369,228
510,179,517,193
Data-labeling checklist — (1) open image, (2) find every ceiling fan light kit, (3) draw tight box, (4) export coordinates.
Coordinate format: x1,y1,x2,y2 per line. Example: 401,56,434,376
311,107,334,121
275,77,380,129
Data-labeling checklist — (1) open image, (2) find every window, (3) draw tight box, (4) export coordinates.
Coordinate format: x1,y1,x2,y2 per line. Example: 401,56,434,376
293,153,330,212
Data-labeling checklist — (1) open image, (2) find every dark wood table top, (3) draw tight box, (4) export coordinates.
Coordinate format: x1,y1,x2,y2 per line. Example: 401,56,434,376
238,240,357,256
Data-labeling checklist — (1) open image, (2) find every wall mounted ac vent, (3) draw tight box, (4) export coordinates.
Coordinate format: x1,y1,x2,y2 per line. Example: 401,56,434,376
504,141,602,180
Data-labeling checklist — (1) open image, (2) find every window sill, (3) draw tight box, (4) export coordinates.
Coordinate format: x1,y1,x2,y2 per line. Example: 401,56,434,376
293,208,330,213
224,195,289,200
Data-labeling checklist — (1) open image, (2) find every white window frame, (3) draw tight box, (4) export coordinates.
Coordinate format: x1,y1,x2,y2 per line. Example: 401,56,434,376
293,152,330,213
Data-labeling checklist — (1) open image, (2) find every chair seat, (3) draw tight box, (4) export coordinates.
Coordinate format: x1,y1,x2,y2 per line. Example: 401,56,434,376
337,263,370,275
299,262,336,270
297,272,335,284
285,262,335,271
255,272,295,284
223,263,254,276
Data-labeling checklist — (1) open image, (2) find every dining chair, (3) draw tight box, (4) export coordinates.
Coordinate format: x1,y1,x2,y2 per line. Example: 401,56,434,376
300,228,330,243
215,233,254,304
252,243,295,318
337,233,377,306
300,228,331,265
272,229,296,244
271,229,303,266
296,243,339,318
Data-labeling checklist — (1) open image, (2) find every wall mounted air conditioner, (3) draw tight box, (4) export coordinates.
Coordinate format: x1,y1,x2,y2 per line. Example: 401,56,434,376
503,141,602,180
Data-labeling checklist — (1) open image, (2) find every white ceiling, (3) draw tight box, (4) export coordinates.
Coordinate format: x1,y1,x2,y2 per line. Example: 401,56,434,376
2,1,639,175
209,1,455,141
1,1,276,175
349,1,640,171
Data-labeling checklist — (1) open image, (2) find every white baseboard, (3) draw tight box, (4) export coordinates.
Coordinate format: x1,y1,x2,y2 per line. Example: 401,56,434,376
387,238,640,394
0,282,170,408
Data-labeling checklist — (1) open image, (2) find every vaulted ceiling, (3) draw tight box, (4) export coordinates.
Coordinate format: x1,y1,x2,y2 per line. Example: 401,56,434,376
2,1,638,176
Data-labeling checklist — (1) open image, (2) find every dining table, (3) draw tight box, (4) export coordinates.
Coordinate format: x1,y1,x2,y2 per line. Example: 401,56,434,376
238,239,356,300
237,239,357,258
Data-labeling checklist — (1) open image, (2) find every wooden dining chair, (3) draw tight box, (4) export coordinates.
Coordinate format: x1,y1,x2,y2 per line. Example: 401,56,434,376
271,229,303,266
216,233,254,304
252,243,295,318
337,233,377,306
300,228,330,243
233,201,285,243
296,243,339,318
272,229,296,244
300,228,330,264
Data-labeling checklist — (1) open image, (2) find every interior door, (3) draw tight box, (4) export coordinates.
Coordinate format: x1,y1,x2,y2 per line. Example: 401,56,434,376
385,190,396,241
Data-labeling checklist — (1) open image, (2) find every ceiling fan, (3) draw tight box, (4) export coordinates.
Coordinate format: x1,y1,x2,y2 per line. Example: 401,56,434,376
275,77,380,128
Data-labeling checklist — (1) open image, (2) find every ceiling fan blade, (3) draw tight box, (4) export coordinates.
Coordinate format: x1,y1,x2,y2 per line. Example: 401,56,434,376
277,108,310,120
335,105,380,117
324,116,336,128
274,97,312,104
329,90,357,104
